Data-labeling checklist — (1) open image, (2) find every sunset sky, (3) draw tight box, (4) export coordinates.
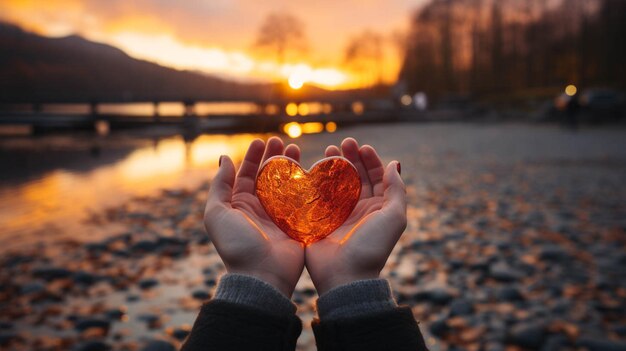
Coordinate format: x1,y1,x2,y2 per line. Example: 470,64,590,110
0,0,426,89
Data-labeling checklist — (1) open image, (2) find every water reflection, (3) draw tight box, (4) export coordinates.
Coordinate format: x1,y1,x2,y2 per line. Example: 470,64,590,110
285,102,331,117
0,133,261,250
282,122,337,138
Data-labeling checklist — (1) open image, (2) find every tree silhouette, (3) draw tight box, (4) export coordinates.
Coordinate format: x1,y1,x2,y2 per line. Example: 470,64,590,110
254,12,307,64
400,0,626,101
344,30,384,87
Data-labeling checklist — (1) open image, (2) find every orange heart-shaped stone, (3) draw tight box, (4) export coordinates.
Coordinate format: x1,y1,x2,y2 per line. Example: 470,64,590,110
255,156,361,245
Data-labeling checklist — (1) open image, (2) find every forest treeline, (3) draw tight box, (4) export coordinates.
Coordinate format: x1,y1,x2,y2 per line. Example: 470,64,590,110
399,0,626,100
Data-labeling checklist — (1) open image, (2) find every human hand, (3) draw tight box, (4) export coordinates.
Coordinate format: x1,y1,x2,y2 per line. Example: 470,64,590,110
305,138,406,295
204,137,304,297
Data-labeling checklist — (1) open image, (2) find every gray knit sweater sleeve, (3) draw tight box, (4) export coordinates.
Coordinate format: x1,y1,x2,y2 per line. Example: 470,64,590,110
214,273,297,316
316,279,398,320
214,274,397,321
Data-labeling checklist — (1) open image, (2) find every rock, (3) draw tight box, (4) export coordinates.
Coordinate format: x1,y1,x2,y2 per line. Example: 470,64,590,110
613,325,626,337
300,288,317,297
576,338,626,351
140,340,176,351
156,236,188,247
130,240,159,253
446,231,467,240
428,317,449,338
414,288,455,305
73,341,112,351
105,308,126,320
111,249,130,257
541,335,568,351
524,211,546,224
293,296,304,304
74,318,111,332
20,281,46,295
191,290,210,300
170,327,190,341
449,298,474,316
138,313,161,329
484,342,505,351
551,298,573,315
73,271,98,285
85,242,108,252
468,258,491,272
496,286,524,302
490,262,523,282
508,322,546,349
0,333,19,346
539,245,569,261
32,267,72,281
138,278,159,290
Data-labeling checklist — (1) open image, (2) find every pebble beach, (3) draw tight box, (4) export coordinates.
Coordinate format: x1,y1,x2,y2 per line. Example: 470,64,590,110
1,123,625,351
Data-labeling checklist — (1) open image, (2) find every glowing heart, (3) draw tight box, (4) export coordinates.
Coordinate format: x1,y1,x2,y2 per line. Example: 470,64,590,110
255,156,361,245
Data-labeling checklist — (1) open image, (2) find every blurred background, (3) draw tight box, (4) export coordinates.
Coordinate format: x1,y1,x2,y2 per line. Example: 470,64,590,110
0,1,625,350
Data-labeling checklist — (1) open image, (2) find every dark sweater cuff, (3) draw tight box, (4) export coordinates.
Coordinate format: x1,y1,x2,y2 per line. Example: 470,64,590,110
214,273,297,317
316,279,397,320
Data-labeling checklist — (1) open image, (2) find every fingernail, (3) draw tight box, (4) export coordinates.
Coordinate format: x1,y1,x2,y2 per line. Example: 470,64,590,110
218,155,224,167
396,162,401,175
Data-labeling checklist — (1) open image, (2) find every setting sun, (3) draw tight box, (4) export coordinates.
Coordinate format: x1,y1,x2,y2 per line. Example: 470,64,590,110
288,74,304,90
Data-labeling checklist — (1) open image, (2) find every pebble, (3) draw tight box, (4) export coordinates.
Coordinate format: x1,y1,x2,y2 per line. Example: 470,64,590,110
576,338,626,351
0,333,19,346
489,262,523,282
140,340,176,351
20,281,46,295
130,240,159,253
73,341,112,351
138,313,162,329
539,245,570,261
105,308,126,320
541,335,568,351
74,318,111,332
414,287,455,305
191,290,211,300
138,278,159,290
495,286,524,302
449,298,474,316
72,271,98,285
170,327,191,341
32,267,72,281
508,321,546,349
428,317,449,338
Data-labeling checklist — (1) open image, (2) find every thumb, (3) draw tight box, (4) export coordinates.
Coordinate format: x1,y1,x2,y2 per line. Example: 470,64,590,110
207,155,236,205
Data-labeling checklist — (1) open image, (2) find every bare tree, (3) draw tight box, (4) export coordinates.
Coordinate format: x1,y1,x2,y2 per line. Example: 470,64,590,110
254,12,307,64
344,30,384,86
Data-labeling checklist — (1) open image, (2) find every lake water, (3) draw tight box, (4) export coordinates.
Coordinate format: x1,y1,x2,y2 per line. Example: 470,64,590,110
0,130,264,251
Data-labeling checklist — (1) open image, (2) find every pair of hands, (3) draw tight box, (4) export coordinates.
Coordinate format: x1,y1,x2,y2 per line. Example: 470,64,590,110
204,137,407,297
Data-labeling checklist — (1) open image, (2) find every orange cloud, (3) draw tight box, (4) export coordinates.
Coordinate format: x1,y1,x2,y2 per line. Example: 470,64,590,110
0,0,426,88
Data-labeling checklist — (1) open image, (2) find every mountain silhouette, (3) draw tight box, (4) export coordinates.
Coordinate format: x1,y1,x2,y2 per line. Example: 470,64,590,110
0,22,276,103
0,22,382,105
